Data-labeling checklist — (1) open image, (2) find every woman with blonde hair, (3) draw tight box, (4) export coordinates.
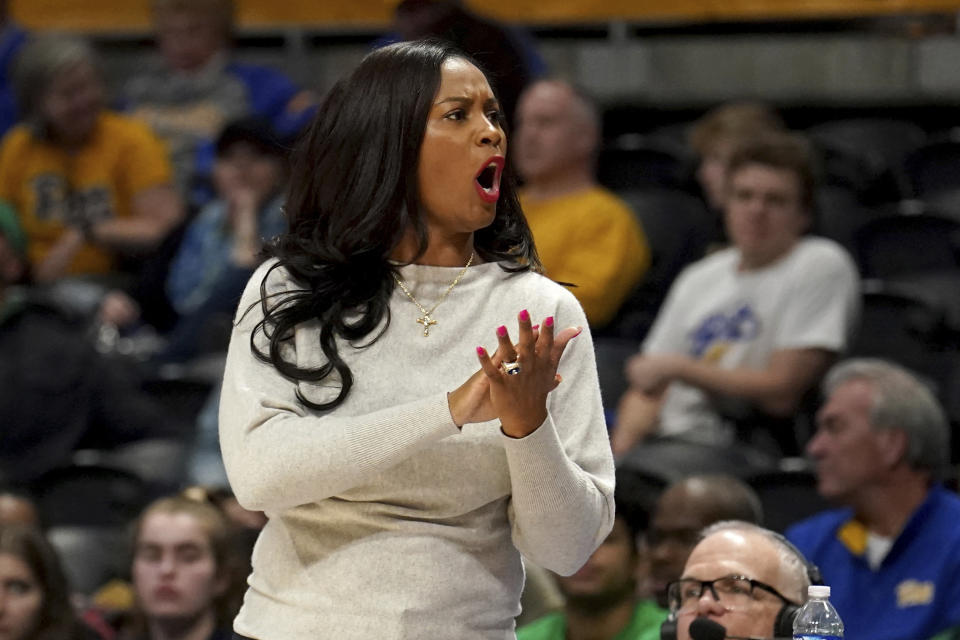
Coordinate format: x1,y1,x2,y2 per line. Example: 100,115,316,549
129,493,243,640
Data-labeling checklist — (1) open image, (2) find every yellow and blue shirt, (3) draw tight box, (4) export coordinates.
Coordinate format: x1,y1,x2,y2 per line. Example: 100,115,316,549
521,186,650,328
787,486,960,640
0,111,172,275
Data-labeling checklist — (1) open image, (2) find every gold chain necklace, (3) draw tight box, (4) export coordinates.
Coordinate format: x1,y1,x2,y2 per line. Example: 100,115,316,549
392,252,475,337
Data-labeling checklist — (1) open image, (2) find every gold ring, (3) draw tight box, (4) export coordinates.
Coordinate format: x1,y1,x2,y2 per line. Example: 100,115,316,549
501,360,521,375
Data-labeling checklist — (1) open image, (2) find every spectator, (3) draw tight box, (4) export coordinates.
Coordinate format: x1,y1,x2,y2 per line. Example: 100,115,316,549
787,359,960,640
0,203,184,489
517,489,667,640
124,0,314,201
515,79,651,329
0,524,103,639
931,626,960,640
613,132,859,457
0,492,39,527
644,475,763,608
689,102,785,216
0,34,183,285
380,0,546,126
667,521,812,640
0,0,27,137
128,494,243,640
100,117,288,364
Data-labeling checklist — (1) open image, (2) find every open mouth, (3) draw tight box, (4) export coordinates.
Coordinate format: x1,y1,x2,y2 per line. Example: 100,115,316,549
474,155,505,203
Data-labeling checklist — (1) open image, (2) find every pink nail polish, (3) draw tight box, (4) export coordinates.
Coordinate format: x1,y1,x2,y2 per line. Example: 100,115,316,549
496,325,507,337
545,316,554,327
477,346,486,355
519,309,530,322
531,324,539,331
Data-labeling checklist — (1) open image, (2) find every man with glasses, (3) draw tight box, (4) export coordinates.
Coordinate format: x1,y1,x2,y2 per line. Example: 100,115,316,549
667,521,811,640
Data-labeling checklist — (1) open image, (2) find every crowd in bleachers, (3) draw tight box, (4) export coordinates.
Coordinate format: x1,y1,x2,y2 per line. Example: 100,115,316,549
1,0,959,639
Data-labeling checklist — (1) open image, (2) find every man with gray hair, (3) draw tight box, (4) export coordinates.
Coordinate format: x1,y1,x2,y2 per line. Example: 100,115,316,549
787,358,960,640
667,520,813,640
514,78,651,329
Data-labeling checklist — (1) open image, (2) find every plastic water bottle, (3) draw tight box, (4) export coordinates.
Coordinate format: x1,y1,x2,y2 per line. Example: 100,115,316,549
793,585,844,640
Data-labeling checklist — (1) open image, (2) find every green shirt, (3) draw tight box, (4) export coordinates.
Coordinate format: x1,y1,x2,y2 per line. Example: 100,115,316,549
516,600,668,640
929,626,960,640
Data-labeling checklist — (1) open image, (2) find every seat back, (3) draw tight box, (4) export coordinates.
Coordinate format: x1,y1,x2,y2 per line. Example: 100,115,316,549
31,463,150,528
849,288,956,397
598,135,692,192
853,213,960,278
813,186,882,252
905,138,960,197
746,468,831,533
809,118,926,200
609,188,714,339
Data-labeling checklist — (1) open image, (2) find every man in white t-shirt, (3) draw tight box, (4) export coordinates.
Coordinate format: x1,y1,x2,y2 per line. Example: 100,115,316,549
612,132,859,456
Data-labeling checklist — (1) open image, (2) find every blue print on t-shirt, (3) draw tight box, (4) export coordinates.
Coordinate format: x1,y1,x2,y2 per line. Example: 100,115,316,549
688,303,761,359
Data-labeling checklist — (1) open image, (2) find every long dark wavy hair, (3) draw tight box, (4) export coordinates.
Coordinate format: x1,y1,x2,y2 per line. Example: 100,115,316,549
252,40,539,411
0,524,89,640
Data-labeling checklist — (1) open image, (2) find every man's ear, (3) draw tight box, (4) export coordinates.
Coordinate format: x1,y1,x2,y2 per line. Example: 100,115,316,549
877,428,909,469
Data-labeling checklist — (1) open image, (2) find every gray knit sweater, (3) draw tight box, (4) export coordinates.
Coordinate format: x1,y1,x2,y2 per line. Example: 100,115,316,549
219,258,615,640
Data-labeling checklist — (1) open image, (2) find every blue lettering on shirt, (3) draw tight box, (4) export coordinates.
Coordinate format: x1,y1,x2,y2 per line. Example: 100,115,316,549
688,302,761,359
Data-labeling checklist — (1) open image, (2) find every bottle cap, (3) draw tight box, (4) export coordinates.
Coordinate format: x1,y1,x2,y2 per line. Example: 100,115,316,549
808,585,831,598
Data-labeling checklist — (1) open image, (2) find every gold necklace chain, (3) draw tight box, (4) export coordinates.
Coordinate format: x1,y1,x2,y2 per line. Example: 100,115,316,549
392,252,475,337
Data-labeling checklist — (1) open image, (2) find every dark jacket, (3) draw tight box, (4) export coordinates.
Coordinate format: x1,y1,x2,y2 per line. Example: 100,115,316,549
0,295,181,487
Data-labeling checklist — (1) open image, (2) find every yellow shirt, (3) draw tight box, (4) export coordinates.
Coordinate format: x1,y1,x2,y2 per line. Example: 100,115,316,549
0,111,172,275
522,186,650,327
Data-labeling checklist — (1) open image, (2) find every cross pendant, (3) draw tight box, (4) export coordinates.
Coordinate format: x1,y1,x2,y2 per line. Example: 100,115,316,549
416,315,438,337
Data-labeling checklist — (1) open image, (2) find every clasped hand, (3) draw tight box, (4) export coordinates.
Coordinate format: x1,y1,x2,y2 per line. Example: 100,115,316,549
448,310,582,438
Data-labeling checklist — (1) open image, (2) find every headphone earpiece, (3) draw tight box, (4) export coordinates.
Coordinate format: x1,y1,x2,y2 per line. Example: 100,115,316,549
661,614,678,640
773,602,801,639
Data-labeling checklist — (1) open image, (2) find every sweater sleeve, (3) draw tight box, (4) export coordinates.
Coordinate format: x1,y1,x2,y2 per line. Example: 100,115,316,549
218,262,461,512
500,295,616,575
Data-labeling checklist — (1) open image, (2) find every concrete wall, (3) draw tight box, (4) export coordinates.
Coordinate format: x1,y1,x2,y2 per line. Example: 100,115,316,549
95,29,960,111
543,33,960,105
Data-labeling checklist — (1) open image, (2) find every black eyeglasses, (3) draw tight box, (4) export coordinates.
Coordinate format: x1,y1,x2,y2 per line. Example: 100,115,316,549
667,575,797,614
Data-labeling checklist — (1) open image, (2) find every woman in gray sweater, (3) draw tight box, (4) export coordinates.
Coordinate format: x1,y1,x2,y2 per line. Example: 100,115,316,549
219,40,615,639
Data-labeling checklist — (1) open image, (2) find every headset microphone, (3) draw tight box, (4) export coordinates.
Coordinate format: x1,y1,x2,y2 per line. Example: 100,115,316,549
689,617,776,640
